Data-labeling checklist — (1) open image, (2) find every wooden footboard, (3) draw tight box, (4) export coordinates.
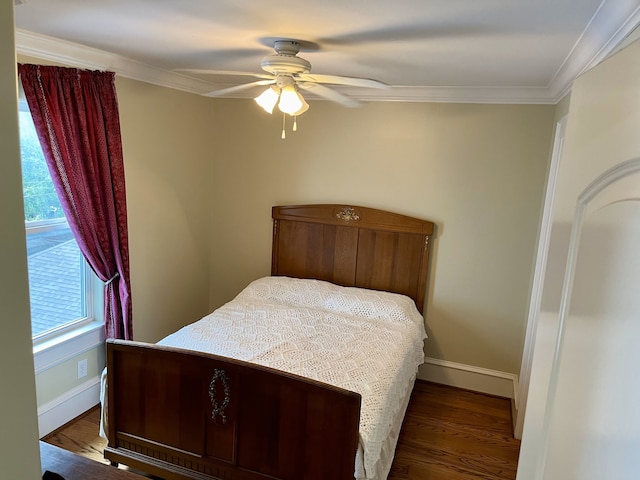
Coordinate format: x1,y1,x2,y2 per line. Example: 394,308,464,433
105,339,361,480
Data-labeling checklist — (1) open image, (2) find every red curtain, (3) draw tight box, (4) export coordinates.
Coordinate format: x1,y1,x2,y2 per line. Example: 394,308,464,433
19,64,132,340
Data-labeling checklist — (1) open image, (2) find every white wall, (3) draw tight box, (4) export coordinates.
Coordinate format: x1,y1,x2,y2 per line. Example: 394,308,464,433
517,36,640,479
0,3,41,477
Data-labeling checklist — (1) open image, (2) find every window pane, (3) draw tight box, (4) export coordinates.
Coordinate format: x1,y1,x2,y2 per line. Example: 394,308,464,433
19,110,64,222
19,105,90,340
27,226,85,338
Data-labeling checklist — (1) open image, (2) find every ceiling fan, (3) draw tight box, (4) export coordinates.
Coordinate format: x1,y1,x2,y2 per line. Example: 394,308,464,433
177,39,389,116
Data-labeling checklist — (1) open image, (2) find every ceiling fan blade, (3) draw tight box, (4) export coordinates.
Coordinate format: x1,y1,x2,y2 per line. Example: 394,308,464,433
203,80,275,97
298,83,360,108
297,73,388,89
319,18,490,46
176,69,274,80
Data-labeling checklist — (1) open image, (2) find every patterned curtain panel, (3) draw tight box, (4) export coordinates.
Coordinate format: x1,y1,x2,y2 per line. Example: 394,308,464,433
19,63,132,340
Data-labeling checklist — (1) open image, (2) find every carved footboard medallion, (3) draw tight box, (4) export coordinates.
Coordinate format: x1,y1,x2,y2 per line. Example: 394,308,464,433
106,340,361,480
209,368,231,424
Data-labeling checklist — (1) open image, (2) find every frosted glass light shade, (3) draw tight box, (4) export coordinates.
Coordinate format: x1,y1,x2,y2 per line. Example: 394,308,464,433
278,85,308,115
292,93,309,115
254,86,280,114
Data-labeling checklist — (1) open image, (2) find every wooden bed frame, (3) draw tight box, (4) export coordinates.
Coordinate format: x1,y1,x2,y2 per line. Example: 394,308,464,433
105,204,434,480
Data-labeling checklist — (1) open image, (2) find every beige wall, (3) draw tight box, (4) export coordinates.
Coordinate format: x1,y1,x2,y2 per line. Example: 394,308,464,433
0,3,41,477
36,350,105,405
208,99,556,375
554,93,571,124
116,77,214,342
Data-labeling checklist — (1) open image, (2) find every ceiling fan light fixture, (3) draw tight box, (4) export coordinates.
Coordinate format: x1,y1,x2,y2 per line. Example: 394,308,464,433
278,85,308,116
254,85,280,114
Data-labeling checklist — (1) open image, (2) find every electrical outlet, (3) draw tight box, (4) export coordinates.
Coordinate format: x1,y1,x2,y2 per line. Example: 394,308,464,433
77,358,88,379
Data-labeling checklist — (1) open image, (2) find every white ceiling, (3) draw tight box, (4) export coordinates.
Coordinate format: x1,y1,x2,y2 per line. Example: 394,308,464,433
13,0,640,104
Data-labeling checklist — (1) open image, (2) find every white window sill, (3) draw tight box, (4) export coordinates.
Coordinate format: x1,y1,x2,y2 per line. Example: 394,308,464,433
33,320,105,375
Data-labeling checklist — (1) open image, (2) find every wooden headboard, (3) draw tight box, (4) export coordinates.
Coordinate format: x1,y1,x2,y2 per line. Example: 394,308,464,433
272,204,434,313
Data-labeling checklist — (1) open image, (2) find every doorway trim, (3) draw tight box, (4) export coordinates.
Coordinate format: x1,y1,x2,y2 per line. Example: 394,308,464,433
514,115,566,439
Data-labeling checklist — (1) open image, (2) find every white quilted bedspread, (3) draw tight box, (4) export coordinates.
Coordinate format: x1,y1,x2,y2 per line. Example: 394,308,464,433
158,276,427,479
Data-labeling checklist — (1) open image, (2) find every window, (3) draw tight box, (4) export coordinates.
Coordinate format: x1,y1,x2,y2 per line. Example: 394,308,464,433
18,101,96,342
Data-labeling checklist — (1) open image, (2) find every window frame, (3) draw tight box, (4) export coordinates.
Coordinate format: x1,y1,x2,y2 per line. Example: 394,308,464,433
26,218,97,345
18,95,104,356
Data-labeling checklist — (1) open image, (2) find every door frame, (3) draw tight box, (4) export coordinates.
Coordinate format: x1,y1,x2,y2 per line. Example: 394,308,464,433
514,115,566,439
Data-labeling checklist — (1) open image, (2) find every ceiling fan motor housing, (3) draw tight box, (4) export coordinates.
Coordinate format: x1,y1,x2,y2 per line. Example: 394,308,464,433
261,40,311,75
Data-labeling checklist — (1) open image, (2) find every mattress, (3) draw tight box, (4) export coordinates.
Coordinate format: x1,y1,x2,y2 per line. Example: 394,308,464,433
103,276,427,479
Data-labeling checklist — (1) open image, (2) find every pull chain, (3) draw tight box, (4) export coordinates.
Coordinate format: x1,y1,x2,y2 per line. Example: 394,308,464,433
281,114,301,139
281,113,286,139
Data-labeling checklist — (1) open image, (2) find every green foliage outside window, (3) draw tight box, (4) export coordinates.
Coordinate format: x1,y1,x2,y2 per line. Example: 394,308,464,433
19,111,64,222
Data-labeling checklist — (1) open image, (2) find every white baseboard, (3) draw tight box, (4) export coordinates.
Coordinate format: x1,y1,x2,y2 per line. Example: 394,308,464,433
418,357,519,402
37,375,101,438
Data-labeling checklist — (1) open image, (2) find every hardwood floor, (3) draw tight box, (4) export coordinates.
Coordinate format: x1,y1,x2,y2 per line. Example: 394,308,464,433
388,381,520,480
43,406,109,465
42,381,520,479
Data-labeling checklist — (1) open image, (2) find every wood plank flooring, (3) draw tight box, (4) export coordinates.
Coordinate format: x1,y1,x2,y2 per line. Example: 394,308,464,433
43,381,520,479
388,381,520,479
43,406,109,465
40,441,146,479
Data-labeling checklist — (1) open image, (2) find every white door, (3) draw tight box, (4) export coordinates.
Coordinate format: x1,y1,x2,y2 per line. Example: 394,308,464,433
517,37,640,480
539,163,640,479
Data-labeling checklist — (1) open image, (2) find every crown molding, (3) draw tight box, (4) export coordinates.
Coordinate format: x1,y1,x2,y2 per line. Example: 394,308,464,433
308,85,557,105
547,0,640,103
15,2,640,105
15,29,214,94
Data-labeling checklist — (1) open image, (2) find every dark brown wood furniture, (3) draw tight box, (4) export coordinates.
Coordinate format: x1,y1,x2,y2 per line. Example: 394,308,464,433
40,441,145,480
272,204,433,313
105,204,434,480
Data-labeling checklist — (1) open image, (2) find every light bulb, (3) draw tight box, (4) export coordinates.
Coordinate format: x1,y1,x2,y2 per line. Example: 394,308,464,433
254,86,280,114
278,85,304,115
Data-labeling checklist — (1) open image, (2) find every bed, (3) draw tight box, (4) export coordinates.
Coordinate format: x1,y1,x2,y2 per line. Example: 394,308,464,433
104,204,435,480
